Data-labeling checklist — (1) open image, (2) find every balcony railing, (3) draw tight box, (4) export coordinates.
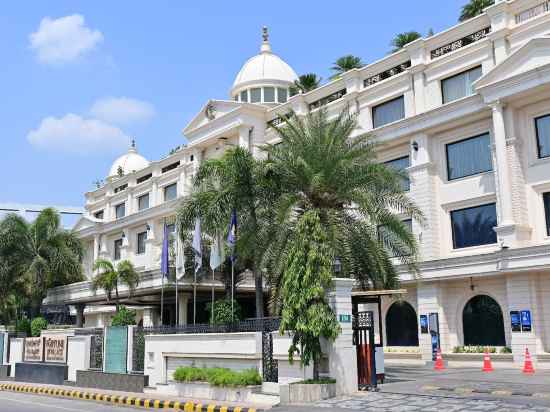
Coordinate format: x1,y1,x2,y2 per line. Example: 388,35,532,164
430,27,491,59
516,1,550,24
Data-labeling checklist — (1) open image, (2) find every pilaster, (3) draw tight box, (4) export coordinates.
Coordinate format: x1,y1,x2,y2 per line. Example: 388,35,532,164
417,281,444,360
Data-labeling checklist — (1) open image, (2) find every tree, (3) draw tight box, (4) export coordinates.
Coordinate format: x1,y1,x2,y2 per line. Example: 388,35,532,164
0,208,84,317
390,31,422,53
290,73,322,95
279,210,341,380
111,306,137,326
177,147,277,318
264,107,422,312
92,259,139,311
459,0,494,21
31,317,48,337
330,55,363,80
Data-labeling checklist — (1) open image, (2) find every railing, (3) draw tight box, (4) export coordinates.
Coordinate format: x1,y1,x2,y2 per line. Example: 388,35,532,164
516,1,550,24
309,89,347,111
364,61,411,88
430,27,491,59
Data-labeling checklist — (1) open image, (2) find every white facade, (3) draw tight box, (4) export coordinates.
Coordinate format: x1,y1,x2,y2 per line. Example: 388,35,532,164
45,0,550,363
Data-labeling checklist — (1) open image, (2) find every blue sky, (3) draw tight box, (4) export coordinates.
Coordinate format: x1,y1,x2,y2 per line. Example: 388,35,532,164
1,0,465,207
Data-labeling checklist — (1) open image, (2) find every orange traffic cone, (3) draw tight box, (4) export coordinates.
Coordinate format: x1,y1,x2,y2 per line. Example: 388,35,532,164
482,350,494,372
523,348,535,374
434,349,445,370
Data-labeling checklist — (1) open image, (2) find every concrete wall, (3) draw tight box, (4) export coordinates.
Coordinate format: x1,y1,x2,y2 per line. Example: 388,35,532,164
67,336,91,381
8,338,23,378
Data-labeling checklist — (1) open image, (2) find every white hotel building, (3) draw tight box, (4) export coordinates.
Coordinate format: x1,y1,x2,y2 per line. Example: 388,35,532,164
45,0,550,363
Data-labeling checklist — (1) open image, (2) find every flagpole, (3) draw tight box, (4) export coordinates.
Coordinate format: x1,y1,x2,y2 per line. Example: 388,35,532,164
160,273,164,326
211,268,215,325
175,275,179,326
193,270,197,325
231,260,234,322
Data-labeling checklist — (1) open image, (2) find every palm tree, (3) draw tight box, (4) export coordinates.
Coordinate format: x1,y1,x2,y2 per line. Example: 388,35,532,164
264,108,423,312
0,208,83,317
92,259,139,311
390,31,422,53
330,55,363,80
459,0,494,21
290,73,322,95
177,147,277,318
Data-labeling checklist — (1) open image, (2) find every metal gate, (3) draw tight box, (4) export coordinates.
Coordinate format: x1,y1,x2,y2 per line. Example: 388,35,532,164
353,311,377,390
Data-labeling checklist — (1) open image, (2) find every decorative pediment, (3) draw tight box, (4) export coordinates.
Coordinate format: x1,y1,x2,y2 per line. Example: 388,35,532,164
72,216,100,232
183,100,243,135
475,36,550,90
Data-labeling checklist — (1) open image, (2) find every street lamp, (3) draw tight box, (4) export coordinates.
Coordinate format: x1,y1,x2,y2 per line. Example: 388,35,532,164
333,256,342,276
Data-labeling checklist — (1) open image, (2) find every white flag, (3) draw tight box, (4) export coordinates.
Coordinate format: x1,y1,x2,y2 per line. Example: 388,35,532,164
210,232,224,271
192,218,202,274
175,225,186,280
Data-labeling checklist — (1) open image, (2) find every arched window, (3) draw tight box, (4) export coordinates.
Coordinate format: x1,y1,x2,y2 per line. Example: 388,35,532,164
463,295,505,346
386,301,419,346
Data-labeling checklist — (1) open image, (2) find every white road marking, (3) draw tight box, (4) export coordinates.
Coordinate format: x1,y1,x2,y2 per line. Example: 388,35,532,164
0,392,113,411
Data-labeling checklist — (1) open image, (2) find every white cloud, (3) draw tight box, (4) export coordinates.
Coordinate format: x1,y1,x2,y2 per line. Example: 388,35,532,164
89,97,156,126
29,14,103,64
27,114,129,154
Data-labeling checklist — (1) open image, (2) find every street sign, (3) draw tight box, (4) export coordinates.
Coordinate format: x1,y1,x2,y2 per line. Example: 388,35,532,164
521,310,532,332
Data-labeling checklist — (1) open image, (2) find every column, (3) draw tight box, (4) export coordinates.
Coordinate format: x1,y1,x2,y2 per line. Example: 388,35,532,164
75,304,86,328
142,307,156,327
93,234,100,262
417,281,443,361
326,278,357,395
178,293,190,326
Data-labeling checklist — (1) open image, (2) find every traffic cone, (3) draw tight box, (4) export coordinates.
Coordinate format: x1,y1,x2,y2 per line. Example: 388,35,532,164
434,349,445,370
482,350,494,372
523,348,535,374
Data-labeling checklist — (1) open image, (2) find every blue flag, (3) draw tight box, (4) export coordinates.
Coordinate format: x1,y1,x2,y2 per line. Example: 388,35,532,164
227,209,237,262
161,223,170,278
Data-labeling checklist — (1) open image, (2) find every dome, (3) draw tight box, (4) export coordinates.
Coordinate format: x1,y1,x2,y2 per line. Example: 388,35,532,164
108,141,149,177
231,27,297,104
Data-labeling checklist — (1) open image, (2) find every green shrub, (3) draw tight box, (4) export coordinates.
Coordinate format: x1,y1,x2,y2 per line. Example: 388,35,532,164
206,299,242,325
500,346,512,354
173,366,261,387
30,317,48,337
299,377,336,384
15,318,31,336
111,306,136,326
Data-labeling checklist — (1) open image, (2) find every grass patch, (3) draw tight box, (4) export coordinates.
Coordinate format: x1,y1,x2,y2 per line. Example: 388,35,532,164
173,366,261,387
296,377,336,384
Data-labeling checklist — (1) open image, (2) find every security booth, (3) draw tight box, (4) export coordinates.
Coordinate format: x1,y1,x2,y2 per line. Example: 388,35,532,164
352,289,407,390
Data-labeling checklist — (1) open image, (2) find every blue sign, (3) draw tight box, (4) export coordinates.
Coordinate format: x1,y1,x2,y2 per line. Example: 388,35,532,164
510,311,521,332
521,310,532,332
339,314,352,323
420,315,428,334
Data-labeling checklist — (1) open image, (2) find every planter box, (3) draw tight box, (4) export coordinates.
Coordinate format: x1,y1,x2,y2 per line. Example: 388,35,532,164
154,381,260,403
444,353,513,362
280,382,336,405
76,370,149,393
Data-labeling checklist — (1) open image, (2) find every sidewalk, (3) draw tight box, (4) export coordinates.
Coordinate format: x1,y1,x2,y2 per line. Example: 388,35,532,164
0,380,268,411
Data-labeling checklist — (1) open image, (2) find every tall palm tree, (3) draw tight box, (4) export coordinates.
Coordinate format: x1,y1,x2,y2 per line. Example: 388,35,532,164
390,31,422,53
330,55,363,80
0,208,83,317
459,0,494,21
264,108,423,312
177,147,277,318
290,73,322,95
92,259,139,311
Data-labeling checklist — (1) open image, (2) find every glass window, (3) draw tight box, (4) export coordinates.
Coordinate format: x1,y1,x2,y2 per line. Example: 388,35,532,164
277,88,288,103
94,210,104,220
250,88,261,103
240,90,248,102
384,156,410,191
115,203,125,219
114,239,123,260
446,133,492,180
234,95,238,101
372,96,405,128
451,203,497,249
442,66,482,104
164,183,177,202
378,219,413,257
137,231,147,254
544,192,550,236
264,87,275,102
138,193,149,211
535,114,550,159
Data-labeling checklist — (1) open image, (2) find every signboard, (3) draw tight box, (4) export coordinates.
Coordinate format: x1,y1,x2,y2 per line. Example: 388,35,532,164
420,315,428,334
44,336,67,363
521,310,532,332
510,311,521,332
24,337,44,362
428,313,440,361
339,314,352,323
0,333,4,364
104,326,128,374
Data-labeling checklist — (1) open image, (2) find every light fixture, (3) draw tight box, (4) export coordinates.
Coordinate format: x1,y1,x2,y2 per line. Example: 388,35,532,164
121,232,126,239
469,277,475,291
146,224,151,232
333,256,342,275
411,141,419,152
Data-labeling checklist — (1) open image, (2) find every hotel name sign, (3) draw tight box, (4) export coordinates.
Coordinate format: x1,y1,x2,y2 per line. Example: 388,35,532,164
24,335,67,363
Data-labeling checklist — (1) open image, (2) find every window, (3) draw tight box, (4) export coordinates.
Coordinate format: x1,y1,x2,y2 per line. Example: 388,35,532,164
115,203,126,219
264,87,275,102
544,192,550,236
250,88,261,103
277,88,287,103
451,203,497,249
94,210,104,220
137,231,147,254
378,219,413,257
166,223,176,235
137,173,152,184
384,156,410,191
114,184,128,194
161,161,179,173
164,183,177,202
442,66,482,104
240,90,248,102
138,193,149,211
114,239,123,260
372,96,405,128
446,133,492,180
535,114,550,159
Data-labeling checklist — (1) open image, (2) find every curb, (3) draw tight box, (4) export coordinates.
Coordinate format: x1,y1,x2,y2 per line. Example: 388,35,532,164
0,383,259,411
422,385,546,399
